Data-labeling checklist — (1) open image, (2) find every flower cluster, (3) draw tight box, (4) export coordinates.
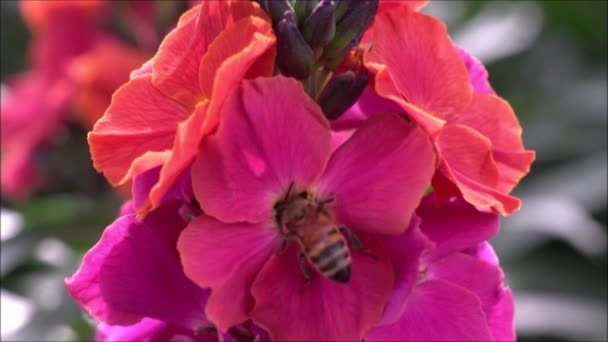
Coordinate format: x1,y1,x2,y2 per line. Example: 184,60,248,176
67,1,533,341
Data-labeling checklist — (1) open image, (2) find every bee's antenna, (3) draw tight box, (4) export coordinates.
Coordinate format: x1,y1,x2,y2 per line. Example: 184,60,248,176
284,181,295,201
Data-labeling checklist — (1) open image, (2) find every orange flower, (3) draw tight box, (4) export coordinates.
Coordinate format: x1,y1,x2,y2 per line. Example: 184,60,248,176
364,5,535,215
88,1,276,218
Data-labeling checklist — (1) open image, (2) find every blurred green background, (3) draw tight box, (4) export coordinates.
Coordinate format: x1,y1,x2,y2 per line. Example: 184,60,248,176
1,1,606,341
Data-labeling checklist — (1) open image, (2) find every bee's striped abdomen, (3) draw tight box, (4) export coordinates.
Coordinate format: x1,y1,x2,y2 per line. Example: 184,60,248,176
305,227,352,283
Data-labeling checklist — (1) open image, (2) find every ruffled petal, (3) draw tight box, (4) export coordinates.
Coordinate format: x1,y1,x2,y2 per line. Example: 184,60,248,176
452,94,535,195
317,112,435,236
88,75,190,185
366,280,494,341
65,214,143,325
365,5,472,135
416,195,500,261
250,236,394,341
139,15,275,218
177,215,278,332
192,77,331,223
152,1,268,107
436,123,524,215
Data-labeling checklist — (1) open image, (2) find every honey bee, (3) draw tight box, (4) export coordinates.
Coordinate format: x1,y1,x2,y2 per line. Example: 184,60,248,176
274,183,363,284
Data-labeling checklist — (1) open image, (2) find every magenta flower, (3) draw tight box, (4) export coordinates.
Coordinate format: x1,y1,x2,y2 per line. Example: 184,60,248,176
367,196,515,341
65,169,210,330
177,76,436,341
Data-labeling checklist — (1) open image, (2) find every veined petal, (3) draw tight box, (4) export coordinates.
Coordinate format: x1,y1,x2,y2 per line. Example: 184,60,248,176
366,280,494,341
177,215,278,332
451,94,535,195
250,237,394,341
88,75,190,185
435,123,525,215
365,5,472,135
192,77,331,223
317,112,435,236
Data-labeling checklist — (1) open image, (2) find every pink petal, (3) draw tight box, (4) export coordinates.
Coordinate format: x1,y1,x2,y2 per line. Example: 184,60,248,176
177,215,278,332
250,236,394,341
98,204,209,330
427,252,503,319
488,288,516,341
456,46,495,95
379,216,434,325
132,166,192,212
317,112,435,236
331,86,402,132
366,280,494,341
192,76,331,223
97,318,219,342
417,195,500,261
65,214,142,325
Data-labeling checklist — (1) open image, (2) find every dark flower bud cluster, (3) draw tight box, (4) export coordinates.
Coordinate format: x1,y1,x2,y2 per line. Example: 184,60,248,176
259,0,378,120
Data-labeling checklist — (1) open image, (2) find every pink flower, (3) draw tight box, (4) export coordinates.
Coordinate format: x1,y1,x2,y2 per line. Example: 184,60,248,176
177,76,436,341
367,196,515,341
65,169,210,330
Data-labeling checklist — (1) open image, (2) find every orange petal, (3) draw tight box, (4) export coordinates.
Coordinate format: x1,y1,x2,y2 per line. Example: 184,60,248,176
365,5,472,135
437,124,522,215
138,16,276,218
88,75,190,185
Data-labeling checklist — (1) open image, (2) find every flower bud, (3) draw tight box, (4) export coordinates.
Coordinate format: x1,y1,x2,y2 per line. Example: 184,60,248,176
302,0,336,52
293,0,318,26
322,0,378,69
317,70,368,120
265,0,294,24
276,11,315,79
334,0,351,21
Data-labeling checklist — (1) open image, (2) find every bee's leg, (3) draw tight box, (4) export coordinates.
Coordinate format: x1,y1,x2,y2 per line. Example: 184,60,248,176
298,252,312,292
275,231,296,254
339,227,378,260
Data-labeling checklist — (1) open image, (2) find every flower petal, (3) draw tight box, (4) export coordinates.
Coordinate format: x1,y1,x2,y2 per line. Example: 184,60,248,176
365,5,472,135
250,236,394,341
455,46,495,95
65,214,142,325
366,280,494,341
417,195,500,261
139,15,276,218
488,288,516,341
88,75,190,185
177,215,278,332
98,204,209,330
452,93,535,194
379,216,434,325
428,252,503,319
192,76,331,223
97,318,219,342
317,112,435,236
